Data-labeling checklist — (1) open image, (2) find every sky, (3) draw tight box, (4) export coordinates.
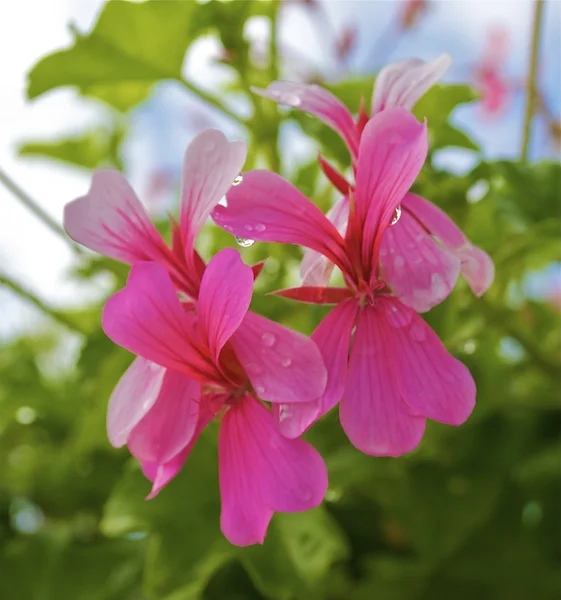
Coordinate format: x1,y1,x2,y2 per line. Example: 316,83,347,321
0,0,559,339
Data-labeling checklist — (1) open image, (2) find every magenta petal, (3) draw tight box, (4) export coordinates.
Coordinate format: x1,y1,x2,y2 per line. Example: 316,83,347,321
231,311,327,404
198,249,253,362
107,357,166,448
102,262,219,382
274,299,358,438
340,305,426,456
252,81,359,157
403,194,495,295
64,170,167,264
219,396,327,546
383,299,476,425
355,108,428,266
127,371,201,464
141,397,217,499
371,54,452,113
301,196,350,286
213,170,351,274
380,208,461,312
180,129,247,254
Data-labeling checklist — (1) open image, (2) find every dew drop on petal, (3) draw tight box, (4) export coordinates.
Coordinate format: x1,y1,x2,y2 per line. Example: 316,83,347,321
391,205,402,225
281,357,292,367
235,237,255,248
255,385,266,395
281,93,302,106
244,224,253,232
255,223,266,232
232,173,243,186
261,332,276,347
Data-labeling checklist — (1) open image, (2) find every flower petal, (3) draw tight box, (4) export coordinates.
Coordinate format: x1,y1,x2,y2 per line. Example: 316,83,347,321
198,249,253,362
380,206,461,312
355,108,428,267
371,54,452,113
127,371,201,464
64,170,168,264
219,395,327,546
404,193,494,295
102,262,220,383
231,311,327,404
252,82,359,156
213,170,351,274
274,299,358,438
384,299,476,425
340,305,426,456
301,195,350,287
180,129,247,255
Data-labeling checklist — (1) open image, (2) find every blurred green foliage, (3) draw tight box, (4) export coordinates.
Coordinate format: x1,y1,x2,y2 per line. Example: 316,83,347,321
2,1,560,599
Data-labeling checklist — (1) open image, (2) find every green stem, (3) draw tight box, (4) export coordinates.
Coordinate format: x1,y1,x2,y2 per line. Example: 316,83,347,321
0,272,87,335
178,77,245,126
0,168,81,253
521,0,544,162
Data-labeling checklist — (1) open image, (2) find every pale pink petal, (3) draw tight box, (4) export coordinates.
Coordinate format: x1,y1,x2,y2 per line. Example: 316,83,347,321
301,196,350,286
141,396,218,499
404,194,495,295
213,170,351,274
380,208,461,312
180,129,247,255
219,395,327,546
274,299,358,438
231,311,327,404
340,305,426,456
252,81,359,156
379,297,476,425
64,170,167,264
197,249,253,362
371,54,452,114
102,262,220,383
127,371,201,464
355,108,428,267
107,357,166,448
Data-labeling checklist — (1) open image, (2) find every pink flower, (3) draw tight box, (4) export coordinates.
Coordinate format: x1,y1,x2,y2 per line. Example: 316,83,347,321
213,108,477,456
251,55,494,311
64,130,328,546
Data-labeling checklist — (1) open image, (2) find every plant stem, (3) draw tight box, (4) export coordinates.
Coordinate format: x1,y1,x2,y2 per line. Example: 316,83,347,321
178,77,245,126
0,167,81,253
521,0,544,162
0,272,87,335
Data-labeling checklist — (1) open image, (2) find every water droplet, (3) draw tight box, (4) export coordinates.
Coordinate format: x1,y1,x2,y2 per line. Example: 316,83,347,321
235,237,255,248
255,223,266,232
281,357,292,367
244,224,253,232
232,173,243,186
218,195,228,207
391,205,402,225
255,385,266,395
278,405,292,422
281,93,302,106
261,332,276,347
245,362,263,375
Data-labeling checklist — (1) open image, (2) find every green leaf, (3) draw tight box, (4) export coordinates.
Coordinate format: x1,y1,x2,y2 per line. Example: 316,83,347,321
413,83,479,127
431,123,480,151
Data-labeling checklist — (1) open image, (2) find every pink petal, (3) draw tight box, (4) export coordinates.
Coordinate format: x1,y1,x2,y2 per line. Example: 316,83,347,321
381,297,476,425
127,371,201,465
231,311,327,404
340,305,426,456
107,357,166,448
380,207,461,312
213,170,351,274
102,262,221,383
300,196,350,287
371,54,452,114
355,108,428,268
180,129,247,256
141,396,218,499
274,299,358,438
219,395,327,546
404,194,495,295
197,249,253,362
64,170,168,264
252,82,359,157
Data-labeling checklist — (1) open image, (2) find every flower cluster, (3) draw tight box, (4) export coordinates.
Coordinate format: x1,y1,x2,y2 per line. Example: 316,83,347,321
64,55,493,547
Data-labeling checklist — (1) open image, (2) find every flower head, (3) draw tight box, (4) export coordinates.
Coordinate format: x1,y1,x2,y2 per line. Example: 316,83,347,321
213,108,477,456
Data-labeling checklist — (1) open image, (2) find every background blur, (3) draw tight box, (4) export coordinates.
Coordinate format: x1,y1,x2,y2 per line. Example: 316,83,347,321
0,1,560,598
